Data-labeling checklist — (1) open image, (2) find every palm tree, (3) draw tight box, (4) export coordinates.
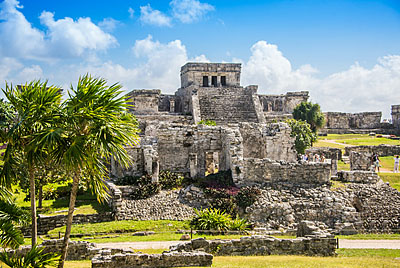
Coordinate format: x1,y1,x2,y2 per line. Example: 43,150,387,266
34,75,139,268
0,196,30,249
0,81,62,246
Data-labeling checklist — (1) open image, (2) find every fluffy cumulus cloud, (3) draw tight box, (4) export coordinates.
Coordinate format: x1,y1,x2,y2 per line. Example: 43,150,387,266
139,4,172,27
0,0,117,60
45,35,209,94
241,41,400,118
170,0,214,23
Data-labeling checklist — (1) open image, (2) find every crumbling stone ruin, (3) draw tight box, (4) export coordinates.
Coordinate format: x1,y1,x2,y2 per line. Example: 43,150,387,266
170,220,336,257
322,105,400,134
106,62,400,236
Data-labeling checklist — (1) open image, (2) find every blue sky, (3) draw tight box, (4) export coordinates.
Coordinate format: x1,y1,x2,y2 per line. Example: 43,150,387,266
0,0,399,118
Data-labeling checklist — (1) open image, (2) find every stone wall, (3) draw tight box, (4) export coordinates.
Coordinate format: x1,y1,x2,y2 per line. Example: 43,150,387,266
196,86,263,124
239,122,297,162
349,151,373,171
240,158,331,186
336,171,379,184
345,145,400,157
92,250,213,268
9,240,100,261
180,62,241,88
305,147,342,175
259,91,309,114
22,213,113,236
126,89,161,114
170,235,336,257
324,112,382,132
114,190,195,221
392,105,400,130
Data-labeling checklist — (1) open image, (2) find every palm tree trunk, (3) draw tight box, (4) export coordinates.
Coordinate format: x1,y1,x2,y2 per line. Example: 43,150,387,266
58,171,80,268
29,167,37,247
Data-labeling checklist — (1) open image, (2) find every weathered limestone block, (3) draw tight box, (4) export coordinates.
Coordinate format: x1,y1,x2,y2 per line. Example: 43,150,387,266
91,250,213,268
350,151,373,171
171,236,336,257
336,170,379,184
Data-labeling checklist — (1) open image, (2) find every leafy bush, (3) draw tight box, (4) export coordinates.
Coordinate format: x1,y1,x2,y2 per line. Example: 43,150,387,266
0,244,60,267
285,119,317,154
235,186,261,209
198,120,216,126
159,171,184,190
229,215,251,231
130,175,161,200
203,187,238,214
190,208,232,231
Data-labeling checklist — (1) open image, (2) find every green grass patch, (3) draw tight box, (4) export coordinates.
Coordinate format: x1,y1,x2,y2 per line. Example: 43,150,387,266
379,173,400,191
313,140,347,149
13,187,110,216
337,160,350,171
336,233,400,240
48,220,191,236
338,137,400,146
15,249,400,268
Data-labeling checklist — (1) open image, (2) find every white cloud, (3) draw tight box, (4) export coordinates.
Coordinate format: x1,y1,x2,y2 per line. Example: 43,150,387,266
98,18,120,32
40,36,209,94
139,4,172,27
170,0,214,23
240,41,400,118
0,0,117,61
128,7,135,19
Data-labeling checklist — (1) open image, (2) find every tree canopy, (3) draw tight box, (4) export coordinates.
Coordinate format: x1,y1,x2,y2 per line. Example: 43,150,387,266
285,119,317,154
292,102,325,133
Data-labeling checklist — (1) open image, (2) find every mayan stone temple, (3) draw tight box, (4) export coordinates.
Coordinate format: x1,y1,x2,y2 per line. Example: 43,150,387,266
105,62,400,238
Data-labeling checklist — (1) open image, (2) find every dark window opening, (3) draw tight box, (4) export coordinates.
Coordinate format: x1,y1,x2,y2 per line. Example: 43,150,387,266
211,76,217,87
203,76,209,87
221,76,226,86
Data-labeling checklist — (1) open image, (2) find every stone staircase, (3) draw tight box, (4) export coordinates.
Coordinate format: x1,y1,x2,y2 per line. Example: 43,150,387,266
197,87,259,124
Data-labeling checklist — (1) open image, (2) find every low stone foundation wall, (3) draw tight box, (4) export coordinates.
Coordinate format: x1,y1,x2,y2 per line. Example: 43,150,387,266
91,250,213,268
336,171,379,184
115,190,195,221
171,236,336,257
22,212,114,235
241,158,331,186
8,240,100,261
345,145,400,157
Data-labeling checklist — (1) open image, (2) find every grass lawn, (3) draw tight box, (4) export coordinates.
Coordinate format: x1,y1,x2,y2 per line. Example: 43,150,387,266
337,233,400,240
337,160,350,171
380,173,400,191
62,249,400,268
13,186,110,216
313,140,347,150
316,134,399,147
48,220,191,236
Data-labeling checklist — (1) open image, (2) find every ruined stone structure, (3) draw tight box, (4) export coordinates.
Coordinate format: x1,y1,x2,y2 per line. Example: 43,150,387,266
92,250,213,268
114,63,309,182
105,62,400,235
322,105,400,134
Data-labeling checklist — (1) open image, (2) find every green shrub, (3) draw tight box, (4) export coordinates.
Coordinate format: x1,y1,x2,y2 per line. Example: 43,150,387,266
229,215,251,231
190,208,232,231
235,186,261,209
130,175,161,200
159,171,184,190
203,187,238,214
198,120,216,126
0,244,60,268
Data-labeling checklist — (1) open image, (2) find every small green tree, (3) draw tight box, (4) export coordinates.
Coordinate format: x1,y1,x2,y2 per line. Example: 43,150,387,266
285,119,317,154
292,102,325,133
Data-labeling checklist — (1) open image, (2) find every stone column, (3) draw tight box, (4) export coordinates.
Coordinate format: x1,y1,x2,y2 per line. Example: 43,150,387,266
189,153,198,178
169,99,175,113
